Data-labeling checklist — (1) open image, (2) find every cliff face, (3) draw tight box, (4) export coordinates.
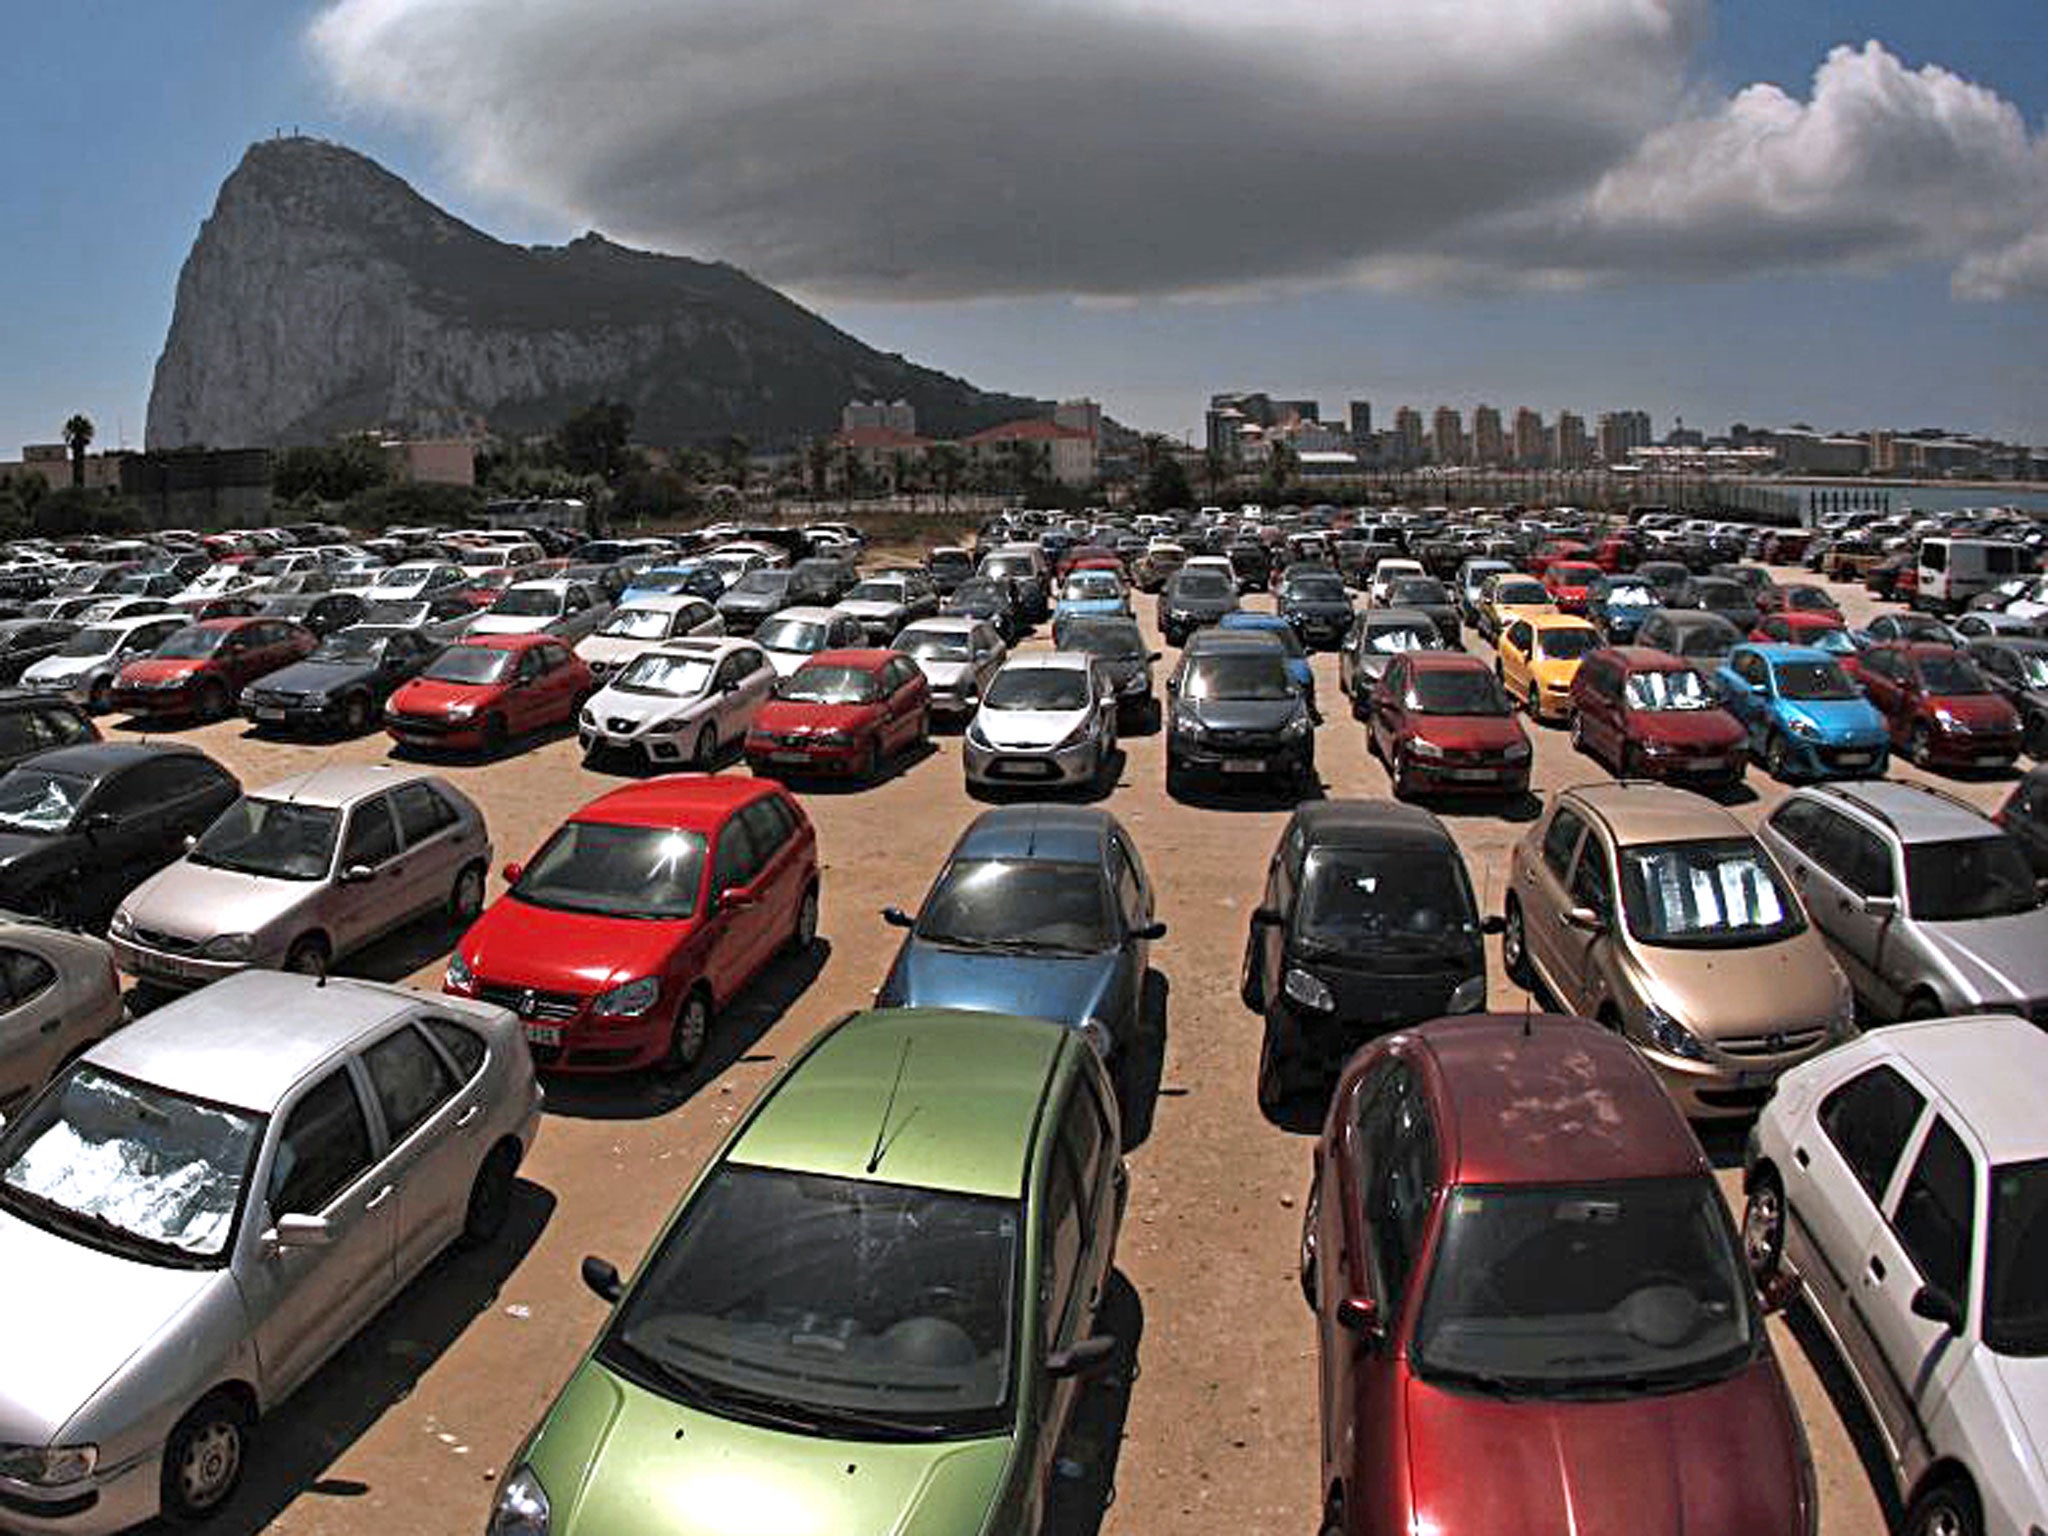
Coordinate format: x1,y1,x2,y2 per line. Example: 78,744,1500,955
147,138,1042,450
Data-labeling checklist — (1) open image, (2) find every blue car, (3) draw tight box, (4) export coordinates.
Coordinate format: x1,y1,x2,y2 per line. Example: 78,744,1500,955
1216,609,1318,714
876,805,1164,1082
1050,569,1132,624
619,562,725,604
1715,642,1891,781
1585,574,1658,643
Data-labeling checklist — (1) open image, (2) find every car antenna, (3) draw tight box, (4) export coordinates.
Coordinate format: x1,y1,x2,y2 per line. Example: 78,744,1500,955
866,1036,915,1174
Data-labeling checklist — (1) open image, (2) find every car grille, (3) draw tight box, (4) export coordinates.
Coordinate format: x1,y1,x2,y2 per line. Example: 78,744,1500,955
1718,1026,1828,1059
245,689,301,708
387,711,456,734
1207,728,1282,751
477,982,584,1022
605,716,642,734
133,927,202,956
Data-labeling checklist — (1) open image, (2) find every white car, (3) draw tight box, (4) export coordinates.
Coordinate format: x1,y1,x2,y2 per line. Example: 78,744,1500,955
364,562,468,603
577,637,776,768
893,617,1007,717
75,597,177,625
172,564,267,607
700,549,769,590
1367,557,1425,607
573,596,724,681
962,651,1117,792
19,614,188,709
466,579,610,643
1743,1014,2048,1536
454,541,542,579
754,606,867,677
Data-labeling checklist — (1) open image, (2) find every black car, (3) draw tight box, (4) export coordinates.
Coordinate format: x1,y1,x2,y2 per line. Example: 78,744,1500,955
1054,614,1160,725
942,576,1024,641
1996,765,2048,876
789,557,859,604
0,691,98,773
1225,540,1272,594
1240,800,1494,1107
1635,559,1692,605
1165,630,1314,793
1673,574,1760,635
715,569,797,633
1635,608,1745,669
1276,568,1356,651
259,591,366,637
0,621,83,684
1380,575,1461,646
0,742,240,925
241,626,443,736
1158,568,1239,647
1965,636,2048,757
925,548,976,597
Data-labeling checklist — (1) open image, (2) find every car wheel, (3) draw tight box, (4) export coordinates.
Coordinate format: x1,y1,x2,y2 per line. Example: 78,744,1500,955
196,679,230,722
88,676,111,712
1909,722,1935,769
160,1391,249,1522
460,1141,520,1248
863,739,883,783
1741,1169,1786,1282
2027,712,2048,760
340,692,372,735
283,934,329,977
1502,898,1533,987
448,861,486,924
1298,1177,1321,1310
1765,730,1794,781
692,722,718,771
787,883,820,955
664,988,712,1073
481,713,509,757
1905,1478,1982,1536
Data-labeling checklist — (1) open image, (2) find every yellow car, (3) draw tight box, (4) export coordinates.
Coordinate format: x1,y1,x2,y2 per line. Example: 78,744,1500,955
1497,611,1601,721
1476,572,1555,641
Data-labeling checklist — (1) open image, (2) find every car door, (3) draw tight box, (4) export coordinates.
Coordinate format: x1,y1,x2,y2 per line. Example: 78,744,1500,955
358,1020,477,1280
728,647,777,737
1555,827,1619,1010
503,647,548,732
1369,657,1409,761
1502,620,1535,705
334,794,406,953
0,946,62,1109
1860,649,1907,733
886,656,926,750
1030,1084,1094,1509
1725,650,1772,749
391,778,480,918
246,1066,399,1397
735,795,803,984
1785,805,1898,1011
703,810,765,1000
1522,803,1588,991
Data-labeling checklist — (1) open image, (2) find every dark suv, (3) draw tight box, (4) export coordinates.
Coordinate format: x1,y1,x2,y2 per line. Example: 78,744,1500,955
1166,630,1314,793
0,691,99,774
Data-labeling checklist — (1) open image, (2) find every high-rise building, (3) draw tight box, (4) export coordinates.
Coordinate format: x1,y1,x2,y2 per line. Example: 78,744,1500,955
1471,405,1504,467
841,399,917,435
1431,406,1466,466
1554,411,1589,468
1597,408,1654,464
1512,407,1547,468
1393,407,1424,465
1347,400,1373,445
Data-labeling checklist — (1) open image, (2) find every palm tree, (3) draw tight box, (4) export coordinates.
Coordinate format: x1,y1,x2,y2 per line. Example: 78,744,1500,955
806,439,832,503
926,443,966,514
62,415,94,488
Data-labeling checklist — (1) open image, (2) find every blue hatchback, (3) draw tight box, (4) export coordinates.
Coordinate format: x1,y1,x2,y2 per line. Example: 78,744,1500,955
1216,610,1318,710
1586,574,1658,643
1715,642,1891,781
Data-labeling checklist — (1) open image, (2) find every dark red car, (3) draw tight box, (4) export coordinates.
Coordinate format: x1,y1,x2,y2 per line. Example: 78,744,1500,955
1748,609,1845,645
1592,534,1637,572
445,775,819,1073
1527,538,1590,578
1541,560,1601,615
1365,652,1531,799
1055,544,1121,579
383,633,592,754
1568,646,1746,788
743,648,930,780
1855,640,2021,770
1754,582,1839,618
108,616,314,721
1301,1015,1811,1536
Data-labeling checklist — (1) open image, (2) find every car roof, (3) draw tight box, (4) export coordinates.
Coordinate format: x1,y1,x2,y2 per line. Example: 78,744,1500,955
950,804,1115,864
1659,610,1740,631
246,762,448,809
731,1008,1069,1199
1855,1015,2048,1159
615,594,701,612
801,648,894,672
1409,650,1489,673
1001,650,1092,672
1740,642,1835,665
1801,779,1995,842
21,741,201,776
571,773,781,832
1524,612,1598,631
456,631,556,652
900,615,979,633
1184,630,1284,654
1292,798,1454,853
1603,645,1693,673
88,971,481,1112
1972,636,2048,655
1415,1015,1705,1184
1364,606,1436,627
1563,779,1747,844
768,606,845,624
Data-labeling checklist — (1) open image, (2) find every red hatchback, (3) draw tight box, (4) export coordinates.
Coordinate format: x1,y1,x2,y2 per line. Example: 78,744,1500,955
446,775,819,1073
109,616,314,721
1855,640,2022,770
1301,1015,1811,1536
1365,652,1532,799
743,648,929,780
384,633,591,754
1749,610,1845,645
1541,560,1601,615
1569,646,1747,788
1528,538,1590,578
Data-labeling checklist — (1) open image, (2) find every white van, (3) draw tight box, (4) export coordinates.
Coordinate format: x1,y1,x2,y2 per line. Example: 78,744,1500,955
1916,537,2030,613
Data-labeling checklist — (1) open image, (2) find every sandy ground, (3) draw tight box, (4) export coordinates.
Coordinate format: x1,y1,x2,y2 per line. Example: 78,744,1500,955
115,561,2006,1536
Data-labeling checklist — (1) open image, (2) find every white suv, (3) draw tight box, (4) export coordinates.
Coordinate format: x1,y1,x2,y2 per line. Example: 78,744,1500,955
577,637,775,768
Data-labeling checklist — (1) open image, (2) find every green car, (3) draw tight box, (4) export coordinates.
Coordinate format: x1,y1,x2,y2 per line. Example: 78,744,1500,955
488,1007,1127,1536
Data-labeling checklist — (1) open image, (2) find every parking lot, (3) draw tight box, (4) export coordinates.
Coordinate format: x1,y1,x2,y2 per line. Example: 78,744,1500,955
116,555,2006,1536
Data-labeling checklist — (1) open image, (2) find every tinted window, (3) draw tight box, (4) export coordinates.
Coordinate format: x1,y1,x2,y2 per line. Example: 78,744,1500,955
269,1070,374,1216
1542,806,1585,880
423,1017,488,1080
1768,798,1827,857
342,798,401,868
363,1026,457,1143
712,816,757,895
1820,1065,1927,1204
0,947,56,1008
1358,1067,1435,1312
394,781,461,844
1042,1152,1086,1336
1893,1118,1975,1305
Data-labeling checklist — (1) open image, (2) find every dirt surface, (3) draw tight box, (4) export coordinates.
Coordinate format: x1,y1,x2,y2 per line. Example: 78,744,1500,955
129,562,2004,1535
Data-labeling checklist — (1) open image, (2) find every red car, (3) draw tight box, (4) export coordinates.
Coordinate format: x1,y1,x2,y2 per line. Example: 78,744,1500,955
1527,538,1590,578
1754,582,1839,618
1855,640,2021,770
1364,652,1531,799
1568,646,1746,787
1541,560,1601,615
743,648,930,780
109,616,314,721
384,633,592,754
445,775,819,1073
1055,544,1121,579
1592,534,1636,572
1748,609,1845,645
1302,1014,1811,1536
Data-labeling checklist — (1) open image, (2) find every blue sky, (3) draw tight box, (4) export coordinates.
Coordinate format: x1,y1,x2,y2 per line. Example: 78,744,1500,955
3,1,2045,456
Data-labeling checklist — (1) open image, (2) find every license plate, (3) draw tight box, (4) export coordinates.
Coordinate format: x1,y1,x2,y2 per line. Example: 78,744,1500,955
1448,768,1498,781
772,751,810,764
992,760,1053,779
257,707,287,722
1836,752,1872,766
1690,755,1727,770
1977,754,2010,767
524,1024,563,1046
1222,758,1267,774
140,952,204,981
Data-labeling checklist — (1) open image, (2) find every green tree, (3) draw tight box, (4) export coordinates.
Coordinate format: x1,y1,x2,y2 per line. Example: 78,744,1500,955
806,439,833,502
1138,455,1192,514
717,434,751,492
556,400,636,482
1264,440,1298,499
62,415,94,488
1202,444,1232,500
925,443,966,513
273,439,393,504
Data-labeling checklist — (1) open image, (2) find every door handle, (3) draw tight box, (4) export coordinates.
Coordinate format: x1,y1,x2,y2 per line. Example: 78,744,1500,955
39,1018,61,1034
364,1184,395,1211
455,1103,482,1128
1794,1146,1810,1168
1867,1254,1886,1283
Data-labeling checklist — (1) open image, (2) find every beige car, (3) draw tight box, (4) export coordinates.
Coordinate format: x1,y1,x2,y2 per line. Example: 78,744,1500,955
1503,780,1855,1118
0,918,124,1117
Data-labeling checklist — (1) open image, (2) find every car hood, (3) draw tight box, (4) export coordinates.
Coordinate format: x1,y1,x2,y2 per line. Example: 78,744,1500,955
20,654,100,684
250,658,376,696
587,684,710,728
468,613,554,636
1404,1359,1805,1536
915,659,976,690
461,897,691,993
838,599,907,621
1634,931,1845,1041
530,1363,1013,1536
1166,596,1235,618
1776,697,1886,742
763,647,811,678
1927,694,2020,731
1285,600,1353,620
1916,913,2048,1005
390,677,502,715
0,831,62,870
717,592,783,612
1410,713,1526,753
753,700,883,735
973,705,1089,750
1185,697,1301,733
1631,708,1747,750
576,635,657,667
119,860,317,945
880,940,1120,1027
119,658,204,684
0,1208,224,1442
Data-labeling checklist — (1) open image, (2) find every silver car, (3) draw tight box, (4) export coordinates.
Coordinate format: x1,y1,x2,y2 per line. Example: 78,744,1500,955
108,765,491,990
465,579,610,644
963,651,1118,792
18,615,186,711
0,970,542,1531
0,920,124,1119
893,617,1007,718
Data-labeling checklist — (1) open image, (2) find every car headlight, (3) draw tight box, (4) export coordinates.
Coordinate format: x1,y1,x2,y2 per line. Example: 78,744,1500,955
445,702,478,721
593,976,661,1017
1502,739,1531,761
1786,715,1820,739
108,908,136,940
1078,1017,1115,1058
1934,708,1959,729
1446,974,1487,1014
810,730,853,748
654,715,694,733
1642,1003,1711,1061
488,1465,551,1536
445,951,474,990
1282,713,1312,739
579,708,596,727
0,1444,97,1487
1172,713,1203,739
1408,737,1447,759
201,933,256,961
1283,967,1336,1012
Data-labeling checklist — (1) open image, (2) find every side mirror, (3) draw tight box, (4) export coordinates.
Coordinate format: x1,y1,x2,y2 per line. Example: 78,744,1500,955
1862,894,1899,919
1335,1295,1382,1340
1045,1334,1120,1380
1563,904,1606,932
1910,1284,1963,1333
501,861,524,886
267,1213,332,1250
1131,919,1168,942
881,906,915,929
1148,651,1163,663
82,810,116,833
719,888,757,911
1480,914,1507,936
1250,907,1283,929
582,1255,624,1304
183,833,198,851
338,863,375,885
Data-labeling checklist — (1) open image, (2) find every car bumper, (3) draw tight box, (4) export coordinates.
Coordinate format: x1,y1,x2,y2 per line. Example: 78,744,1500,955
1170,736,1312,782
1784,737,1890,779
449,978,669,1073
1287,617,1349,649
1401,755,1529,794
1632,746,1746,786
1642,1043,1832,1120
964,735,1101,788
243,696,347,731
1920,730,2020,768
746,735,869,775
387,713,489,750
108,686,198,715
0,1448,162,1535
578,725,696,763
108,933,266,990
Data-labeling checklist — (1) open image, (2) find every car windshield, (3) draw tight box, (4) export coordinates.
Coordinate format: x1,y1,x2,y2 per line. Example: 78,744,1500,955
423,646,515,685
1058,624,1141,661
1494,581,1548,605
898,628,974,661
1412,1176,1757,1397
1624,670,1716,711
1674,624,1736,659
917,857,1114,951
155,626,226,659
1185,656,1293,701
1785,588,1836,611
375,566,432,587
309,633,386,666
1063,574,1121,600
189,798,340,880
1537,628,1599,661
1287,576,1349,602
1986,1158,2048,1357
731,571,789,596
845,582,901,603
1915,655,1990,695
601,606,681,640
1366,623,1439,655
2013,653,2048,690
361,601,429,626
1408,669,1510,716
1618,838,1802,948
1694,585,1747,610
1173,574,1231,601
514,822,707,919
57,626,123,658
983,668,1088,711
491,587,562,618
952,580,1002,605
1601,583,1654,606
0,769,91,833
0,1066,261,1266
1904,835,2040,921
1297,847,1477,953
616,653,717,697
1774,659,1858,700
779,666,883,705
757,617,831,653
603,1165,1018,1438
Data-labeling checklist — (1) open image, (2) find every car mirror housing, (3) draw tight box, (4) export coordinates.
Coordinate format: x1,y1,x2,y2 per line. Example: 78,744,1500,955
1335,1295,1382,1339
1045,1334,1120,1380
1250,907,1283,928
881,905,914,929
1910,1284,1963,1333
267,1213,332,1250
501,861,524,886
582,1255,624,1305
1862,894,1899,920
1480,914,1507,936
1131,919,1168,942
338,864,375,885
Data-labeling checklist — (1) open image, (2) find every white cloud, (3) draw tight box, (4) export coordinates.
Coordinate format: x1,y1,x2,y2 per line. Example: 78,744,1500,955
309,4,2048,303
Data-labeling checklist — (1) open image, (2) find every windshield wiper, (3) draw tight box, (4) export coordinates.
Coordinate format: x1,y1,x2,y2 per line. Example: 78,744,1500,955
1419,1364,1543,1398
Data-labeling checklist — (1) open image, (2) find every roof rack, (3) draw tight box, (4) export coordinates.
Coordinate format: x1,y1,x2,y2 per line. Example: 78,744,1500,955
1818,777,1985,833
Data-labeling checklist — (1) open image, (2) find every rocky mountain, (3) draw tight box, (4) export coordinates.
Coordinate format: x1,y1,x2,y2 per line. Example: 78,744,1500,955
147,138,1046,451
